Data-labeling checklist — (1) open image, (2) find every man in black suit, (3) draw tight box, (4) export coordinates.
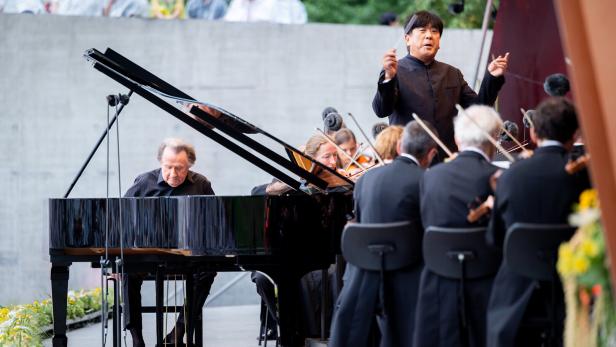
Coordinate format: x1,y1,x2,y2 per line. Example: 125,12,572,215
485,97,591,347
329,120,439,347
373,10,509,158
414,105,503,347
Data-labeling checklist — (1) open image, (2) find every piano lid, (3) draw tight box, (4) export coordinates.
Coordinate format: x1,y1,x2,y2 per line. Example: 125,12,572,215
84,48,353,192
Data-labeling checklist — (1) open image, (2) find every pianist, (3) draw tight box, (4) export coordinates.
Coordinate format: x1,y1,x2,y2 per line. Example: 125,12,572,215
124,138,216,347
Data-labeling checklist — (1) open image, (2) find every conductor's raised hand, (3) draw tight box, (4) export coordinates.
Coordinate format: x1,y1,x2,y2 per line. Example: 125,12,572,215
382,48,398,80
488,52,510,77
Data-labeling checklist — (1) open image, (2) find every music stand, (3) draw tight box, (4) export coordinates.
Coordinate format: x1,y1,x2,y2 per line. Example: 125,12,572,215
341,221,422,321
504,223,576,346
423,226,501,346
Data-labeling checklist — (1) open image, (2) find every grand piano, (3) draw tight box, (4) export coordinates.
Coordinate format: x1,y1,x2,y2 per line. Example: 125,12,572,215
49,48,354,347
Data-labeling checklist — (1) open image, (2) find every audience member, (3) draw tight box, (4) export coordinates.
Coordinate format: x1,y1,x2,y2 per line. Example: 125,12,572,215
151,0,185,19
186,0,227,20
2,0,46,14
103,0,149,17
225,0,307,24
379,11,398,26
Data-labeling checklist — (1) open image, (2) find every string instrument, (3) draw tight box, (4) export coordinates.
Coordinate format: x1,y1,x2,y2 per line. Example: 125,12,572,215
565,153,590,175
467,195,494,223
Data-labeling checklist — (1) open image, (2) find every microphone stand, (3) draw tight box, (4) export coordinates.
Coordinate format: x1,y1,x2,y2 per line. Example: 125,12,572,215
63,90,133,198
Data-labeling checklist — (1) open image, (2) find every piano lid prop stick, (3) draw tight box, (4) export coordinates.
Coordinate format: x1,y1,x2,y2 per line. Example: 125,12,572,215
316,128,368,173
411,113,455,158
455,104,516,162
345,112,386,164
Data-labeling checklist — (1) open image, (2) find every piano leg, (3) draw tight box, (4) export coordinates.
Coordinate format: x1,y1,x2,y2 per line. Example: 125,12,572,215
272,271,303,347
155,266,164,347
185,272,194,347
51,263,71,347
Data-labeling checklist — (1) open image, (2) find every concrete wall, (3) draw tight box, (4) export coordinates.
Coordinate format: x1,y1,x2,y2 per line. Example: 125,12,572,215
0,13,491,305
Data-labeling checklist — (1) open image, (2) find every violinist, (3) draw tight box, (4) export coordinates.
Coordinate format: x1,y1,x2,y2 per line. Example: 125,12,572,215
374,125,404,164
414,105,503,347
330,120,439,347
485,97,591,347
265,133,347,195
334,129,373,172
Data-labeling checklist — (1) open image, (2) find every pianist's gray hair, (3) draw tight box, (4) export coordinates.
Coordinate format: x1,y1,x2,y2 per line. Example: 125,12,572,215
157,138,196,165
454,105,503,150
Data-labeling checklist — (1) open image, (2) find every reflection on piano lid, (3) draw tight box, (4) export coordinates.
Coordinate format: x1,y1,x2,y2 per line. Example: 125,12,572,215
49,194,353,257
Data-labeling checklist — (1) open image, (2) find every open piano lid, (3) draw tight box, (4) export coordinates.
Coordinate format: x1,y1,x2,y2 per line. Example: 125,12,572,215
84,48,353,193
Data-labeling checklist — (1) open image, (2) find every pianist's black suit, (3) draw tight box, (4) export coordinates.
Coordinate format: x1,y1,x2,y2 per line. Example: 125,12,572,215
330,155,425,347
485,145,591,347
123,168,217,337
414,151,499,347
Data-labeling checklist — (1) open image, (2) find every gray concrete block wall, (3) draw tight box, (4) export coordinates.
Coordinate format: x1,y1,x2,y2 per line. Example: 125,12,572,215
0,13,491,305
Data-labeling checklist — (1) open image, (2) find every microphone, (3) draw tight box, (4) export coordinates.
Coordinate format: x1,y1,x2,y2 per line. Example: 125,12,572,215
499,120,519,142
543,73,570,96
322,106,338,120
522,110,535,128
324,112,344,133
107,93,130,107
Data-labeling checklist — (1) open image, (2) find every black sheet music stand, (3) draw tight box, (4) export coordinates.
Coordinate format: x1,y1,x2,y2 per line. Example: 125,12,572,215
423,226,500,347
341,221,422,326
504,223,576,347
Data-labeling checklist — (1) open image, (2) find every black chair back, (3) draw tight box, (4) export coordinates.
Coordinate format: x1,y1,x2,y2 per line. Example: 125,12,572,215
341,221,421,271
504,223,576,281
423,226,501,279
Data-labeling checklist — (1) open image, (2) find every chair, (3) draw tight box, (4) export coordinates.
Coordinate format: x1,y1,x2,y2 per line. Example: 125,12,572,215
504,223,576,346
255,271,279,347
341,221,423,320
422,226,501,346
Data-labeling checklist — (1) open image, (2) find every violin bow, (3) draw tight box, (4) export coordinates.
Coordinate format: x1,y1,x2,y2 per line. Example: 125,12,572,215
455,104,515,162
316,128,368,173
345,113,386,164
411,113,455,158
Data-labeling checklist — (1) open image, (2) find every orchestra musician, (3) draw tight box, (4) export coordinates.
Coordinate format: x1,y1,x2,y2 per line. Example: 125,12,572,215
372,10,509,161
123,138,216,347
334,128,373,171
254,133,350,339
265,133,342,195
414,105,503,347
373,125,403,164
329,120,439,347
485,97,591,347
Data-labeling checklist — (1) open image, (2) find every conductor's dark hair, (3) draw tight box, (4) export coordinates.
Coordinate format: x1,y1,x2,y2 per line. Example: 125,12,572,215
534,97,579,143
379,12,397,26
401,120,438,159
404,11,444,35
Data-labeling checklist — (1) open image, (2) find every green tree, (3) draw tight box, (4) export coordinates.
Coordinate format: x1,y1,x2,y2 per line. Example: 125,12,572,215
303,0,498,28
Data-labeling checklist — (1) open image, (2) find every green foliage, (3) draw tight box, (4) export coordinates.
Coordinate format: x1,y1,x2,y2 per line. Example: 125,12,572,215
304,0,498,28
0,288,113,347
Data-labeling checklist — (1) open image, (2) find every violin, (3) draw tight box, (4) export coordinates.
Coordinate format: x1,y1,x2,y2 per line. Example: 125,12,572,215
565,153,590,175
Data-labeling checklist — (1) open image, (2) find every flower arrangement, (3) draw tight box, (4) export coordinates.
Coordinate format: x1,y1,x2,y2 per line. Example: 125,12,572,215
0,287,112,347
558,189,616,347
